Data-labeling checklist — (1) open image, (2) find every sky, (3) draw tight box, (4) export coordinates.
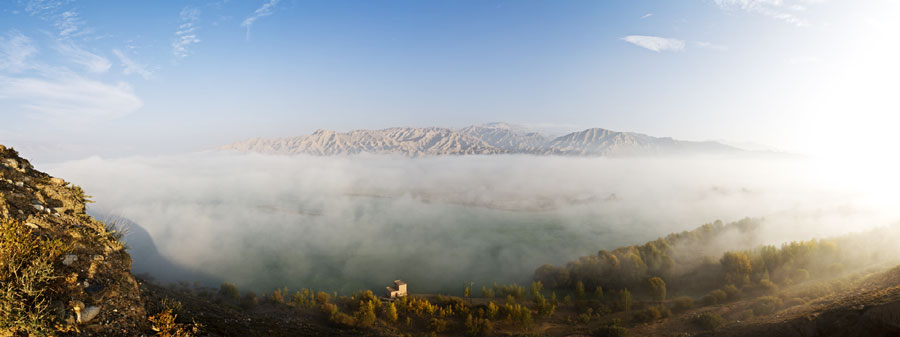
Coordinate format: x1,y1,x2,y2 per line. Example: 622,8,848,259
1,0,899,162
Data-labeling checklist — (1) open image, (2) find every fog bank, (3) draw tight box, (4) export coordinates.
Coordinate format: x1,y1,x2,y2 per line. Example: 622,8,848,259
43,153,899,294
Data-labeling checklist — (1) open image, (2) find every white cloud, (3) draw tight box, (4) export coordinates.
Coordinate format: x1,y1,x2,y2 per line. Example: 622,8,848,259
0,31,37,72
0,73,142,121
694,41,729,51
241,0,280,39
713,0,816,27
113,49,152,80
641,13,654,19
54,10,86,37
172,7,201,58
55,41,110,73
622,35,686,52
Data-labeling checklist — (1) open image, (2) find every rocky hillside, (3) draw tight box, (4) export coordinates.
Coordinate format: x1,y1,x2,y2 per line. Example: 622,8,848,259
0,145,147,335
220,123,743,157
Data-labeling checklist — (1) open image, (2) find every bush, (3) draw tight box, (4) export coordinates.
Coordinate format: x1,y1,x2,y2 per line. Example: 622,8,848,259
784,297,806,308
429,318,449,333
218,283,240,301
751,296,782,316
0,219,69,335
241,291,259,309
739,309,754,320
701,289,727,306
722,284,741,301
758,279,778,292
693,312,725,331
670,296,694,313
593,325,629,337
633,305,671,323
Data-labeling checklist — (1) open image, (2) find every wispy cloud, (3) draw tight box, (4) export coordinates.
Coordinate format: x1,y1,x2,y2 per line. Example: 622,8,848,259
0,74,142,121
0,31,141,121
241,0,280,40
173,7,201,58
713,0,817,27
641,13,653,19
621,35,685,52
113,49,152,80
0,31,37,73
55,41,110,73
54,10,87,37
693,41,729,51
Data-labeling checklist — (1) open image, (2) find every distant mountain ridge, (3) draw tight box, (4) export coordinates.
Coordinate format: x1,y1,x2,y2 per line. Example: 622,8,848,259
220,123,743,157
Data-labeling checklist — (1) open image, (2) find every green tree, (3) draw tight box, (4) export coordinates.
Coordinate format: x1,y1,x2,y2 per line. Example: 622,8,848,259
594,285,604,299
648,277,666,302
575,281,585,298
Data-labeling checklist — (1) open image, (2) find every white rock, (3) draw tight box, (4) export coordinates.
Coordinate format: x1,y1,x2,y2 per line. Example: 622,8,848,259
78,306,101,323
14,181,23,187
25,222,39,229
32,204,44,211
62,255,78,266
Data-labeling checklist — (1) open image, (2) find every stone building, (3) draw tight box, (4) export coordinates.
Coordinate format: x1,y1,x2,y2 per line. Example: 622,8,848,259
386,280,407,298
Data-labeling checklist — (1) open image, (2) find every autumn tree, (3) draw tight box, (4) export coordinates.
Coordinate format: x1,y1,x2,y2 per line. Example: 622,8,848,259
648,277,666,302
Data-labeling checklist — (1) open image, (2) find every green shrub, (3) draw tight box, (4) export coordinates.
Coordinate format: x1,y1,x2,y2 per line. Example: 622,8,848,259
693,312,725,331
739,309,754,320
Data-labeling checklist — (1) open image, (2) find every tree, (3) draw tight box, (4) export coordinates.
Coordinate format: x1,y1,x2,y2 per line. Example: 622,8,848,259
534,264,570,288
594,285,604,299
530,281,543,299
575,281,585,298
648,277,666,302
721,252,752,286
618,289,632,313
354,301,377,327
385,302,398,323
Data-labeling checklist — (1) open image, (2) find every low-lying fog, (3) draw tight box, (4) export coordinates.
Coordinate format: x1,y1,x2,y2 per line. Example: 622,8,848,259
42,153,899,295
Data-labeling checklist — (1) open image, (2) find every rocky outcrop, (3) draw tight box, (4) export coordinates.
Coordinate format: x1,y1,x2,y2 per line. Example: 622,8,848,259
0,145,147,335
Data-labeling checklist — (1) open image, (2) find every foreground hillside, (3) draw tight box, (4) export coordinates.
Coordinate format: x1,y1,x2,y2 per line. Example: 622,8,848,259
220,123,741,157
3,144,899,336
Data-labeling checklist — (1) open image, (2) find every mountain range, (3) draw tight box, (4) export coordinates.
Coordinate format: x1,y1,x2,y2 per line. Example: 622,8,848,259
220,123,744,157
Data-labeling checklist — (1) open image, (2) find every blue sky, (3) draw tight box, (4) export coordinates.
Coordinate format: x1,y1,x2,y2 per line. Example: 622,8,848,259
1,0,898,162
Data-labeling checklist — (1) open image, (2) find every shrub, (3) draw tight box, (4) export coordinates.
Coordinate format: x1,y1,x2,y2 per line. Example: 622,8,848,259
429,318,448,333
784,297,806,308
792,269,810,283
218,283,240,301
593,325,629,337
758,279,778,292
632,306,661,323
0,218,69,335
722,284,741,301
693,312,725,331
739,309,754,320
670,296,694,313
241,291,259,309
701,289,727,306
751,296,782,316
